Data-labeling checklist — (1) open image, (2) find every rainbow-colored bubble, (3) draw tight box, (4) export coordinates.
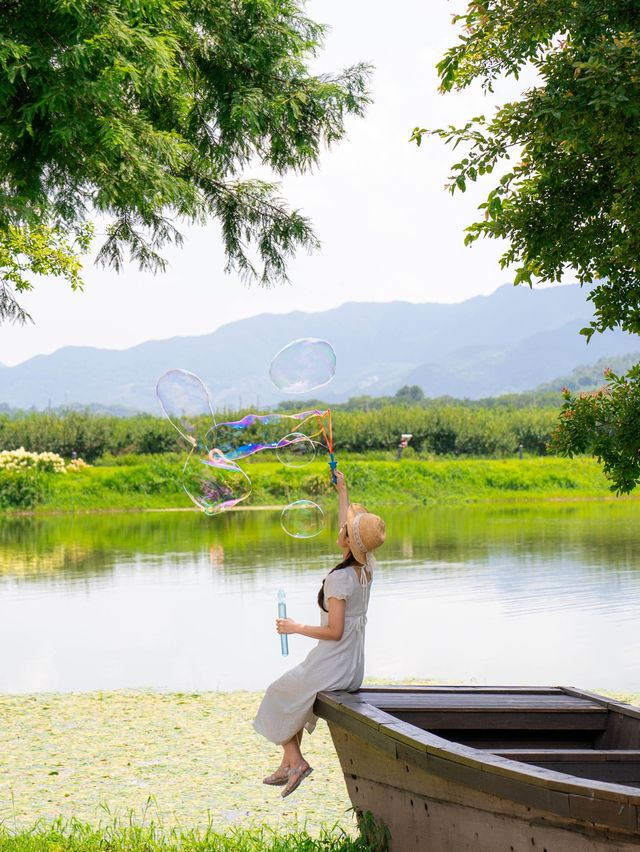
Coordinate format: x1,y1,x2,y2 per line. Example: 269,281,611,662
156,368,331,538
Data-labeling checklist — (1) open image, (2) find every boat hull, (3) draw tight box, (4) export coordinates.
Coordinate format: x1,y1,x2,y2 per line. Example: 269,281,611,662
316,688,640,852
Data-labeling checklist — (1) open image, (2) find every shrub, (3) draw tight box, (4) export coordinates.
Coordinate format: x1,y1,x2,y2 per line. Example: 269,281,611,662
0,406,562,460
0,471,49,509
0,447,66,473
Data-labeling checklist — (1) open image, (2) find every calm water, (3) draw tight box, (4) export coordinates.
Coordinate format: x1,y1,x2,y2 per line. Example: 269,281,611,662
1,502,639,694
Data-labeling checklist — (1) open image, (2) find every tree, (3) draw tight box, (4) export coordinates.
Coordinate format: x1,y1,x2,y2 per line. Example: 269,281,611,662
550,367,640,494
0,0,370,322
414,0,640,492
395,385,425,403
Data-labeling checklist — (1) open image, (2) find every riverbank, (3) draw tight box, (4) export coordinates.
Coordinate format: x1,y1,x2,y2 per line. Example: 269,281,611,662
0,455,628,514
1,687,638,840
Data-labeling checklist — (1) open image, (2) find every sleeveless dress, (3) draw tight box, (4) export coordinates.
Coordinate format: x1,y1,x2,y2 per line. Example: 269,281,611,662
253,563,372,745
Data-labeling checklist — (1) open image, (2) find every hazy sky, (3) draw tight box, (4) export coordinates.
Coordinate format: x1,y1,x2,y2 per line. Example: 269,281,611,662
1,0,526,367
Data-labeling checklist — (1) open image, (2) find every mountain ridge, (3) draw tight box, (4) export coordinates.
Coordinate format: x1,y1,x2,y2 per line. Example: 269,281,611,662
1,284,639,411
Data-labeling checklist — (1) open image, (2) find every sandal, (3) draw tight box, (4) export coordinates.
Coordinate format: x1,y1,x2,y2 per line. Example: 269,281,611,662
262,768,289,786
281,763,313,798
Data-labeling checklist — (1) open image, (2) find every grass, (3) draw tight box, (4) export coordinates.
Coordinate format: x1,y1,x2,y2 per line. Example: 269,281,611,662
2,454,630,514
0,819,372,851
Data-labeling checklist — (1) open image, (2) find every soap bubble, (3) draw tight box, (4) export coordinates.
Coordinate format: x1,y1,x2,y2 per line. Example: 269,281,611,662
211,409,331,461
156,363,336,528
182,449,251,514
156,369,215,447
269,339,336,394
281,500,325,538
276,432,317,468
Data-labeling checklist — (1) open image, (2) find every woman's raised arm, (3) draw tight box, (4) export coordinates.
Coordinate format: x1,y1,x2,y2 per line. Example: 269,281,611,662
334,469,349,528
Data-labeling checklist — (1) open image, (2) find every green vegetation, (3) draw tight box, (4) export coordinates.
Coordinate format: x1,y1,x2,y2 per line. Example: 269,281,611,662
0,405,560,461
424,0,640,340
552,364,640,495
418,0,640,493
0,0,369,322
0,407,633,513
0,454,621,513
0,822,373,852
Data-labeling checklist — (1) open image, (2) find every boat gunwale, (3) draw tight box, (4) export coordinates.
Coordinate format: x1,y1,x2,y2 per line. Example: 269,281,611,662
315,686,640,808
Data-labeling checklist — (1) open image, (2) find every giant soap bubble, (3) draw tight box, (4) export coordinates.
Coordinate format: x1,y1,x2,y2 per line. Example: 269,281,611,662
210,410,331,464
182,449,251,514
281,500,325,538
269,338,336,394
276,432,317,468
157,357,335,532
156,369,215,447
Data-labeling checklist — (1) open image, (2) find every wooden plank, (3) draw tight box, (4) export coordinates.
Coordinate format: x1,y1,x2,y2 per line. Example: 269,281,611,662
562,687,640,719
358,684,564,695
532,765,640,787
364,692,605,710
388,710,607,730
319,701,398,758
320,693,384,730
597,711,640,750
490,750,640,763
453,733,599,749
485,751,640,787
568,793,639,831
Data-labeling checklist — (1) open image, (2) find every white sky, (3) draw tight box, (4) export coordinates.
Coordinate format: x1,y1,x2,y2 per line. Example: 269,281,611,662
0,0,527,367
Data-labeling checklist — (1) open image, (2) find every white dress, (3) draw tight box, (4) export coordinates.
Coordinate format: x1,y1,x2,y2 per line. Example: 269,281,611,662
253,563,372,745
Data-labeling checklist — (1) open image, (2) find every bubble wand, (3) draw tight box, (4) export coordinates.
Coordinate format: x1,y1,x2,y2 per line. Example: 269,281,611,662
328,453,338,484
316,409,337,484
277,588,289,656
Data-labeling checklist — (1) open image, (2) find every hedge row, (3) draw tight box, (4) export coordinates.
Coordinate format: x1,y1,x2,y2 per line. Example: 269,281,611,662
0,405,560,461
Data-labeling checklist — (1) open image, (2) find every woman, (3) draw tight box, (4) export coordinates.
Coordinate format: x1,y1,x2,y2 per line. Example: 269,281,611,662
253,470,386,798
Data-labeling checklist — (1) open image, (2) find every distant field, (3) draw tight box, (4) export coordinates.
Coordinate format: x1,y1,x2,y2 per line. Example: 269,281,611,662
0,454,628,513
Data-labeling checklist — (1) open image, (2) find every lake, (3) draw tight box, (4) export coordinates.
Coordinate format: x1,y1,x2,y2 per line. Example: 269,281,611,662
1,501,639,694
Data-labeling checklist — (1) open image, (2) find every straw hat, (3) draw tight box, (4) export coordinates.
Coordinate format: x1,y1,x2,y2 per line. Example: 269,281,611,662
346,503,386,565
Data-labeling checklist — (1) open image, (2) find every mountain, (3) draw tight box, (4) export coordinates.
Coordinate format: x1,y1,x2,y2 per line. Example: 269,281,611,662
1,283,639,411
535,352,640,393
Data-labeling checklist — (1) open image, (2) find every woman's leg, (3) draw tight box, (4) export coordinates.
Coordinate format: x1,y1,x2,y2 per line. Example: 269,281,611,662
282,732,307,769
280,732,313,797
263,730,304,785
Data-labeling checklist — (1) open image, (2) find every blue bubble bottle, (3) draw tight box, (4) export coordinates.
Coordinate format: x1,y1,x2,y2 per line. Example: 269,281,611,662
278,588,289,657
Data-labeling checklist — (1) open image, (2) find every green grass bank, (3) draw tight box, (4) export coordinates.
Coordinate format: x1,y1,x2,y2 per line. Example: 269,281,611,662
0,822,373,851
0,455,629,514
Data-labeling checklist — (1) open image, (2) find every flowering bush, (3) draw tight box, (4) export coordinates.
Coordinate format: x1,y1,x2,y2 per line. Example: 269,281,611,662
0,447,92,474
66,457,90,472
0,447,66,473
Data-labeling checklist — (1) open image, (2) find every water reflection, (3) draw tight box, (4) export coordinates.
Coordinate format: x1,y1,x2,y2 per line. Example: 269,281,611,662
1,502,639,693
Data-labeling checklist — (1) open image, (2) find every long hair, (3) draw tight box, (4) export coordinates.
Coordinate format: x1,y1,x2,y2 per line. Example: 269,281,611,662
317,550,360,613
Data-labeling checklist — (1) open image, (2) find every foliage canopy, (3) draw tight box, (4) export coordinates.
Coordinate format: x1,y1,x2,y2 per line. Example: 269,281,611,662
419,0,640,491
0,0,369,320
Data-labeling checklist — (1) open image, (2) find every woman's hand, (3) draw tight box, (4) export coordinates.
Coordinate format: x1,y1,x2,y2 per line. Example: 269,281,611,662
276,617,300,635
333,469,347,493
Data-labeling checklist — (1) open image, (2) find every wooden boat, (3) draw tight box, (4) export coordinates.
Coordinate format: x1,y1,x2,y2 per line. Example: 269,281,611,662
314,686,640,851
